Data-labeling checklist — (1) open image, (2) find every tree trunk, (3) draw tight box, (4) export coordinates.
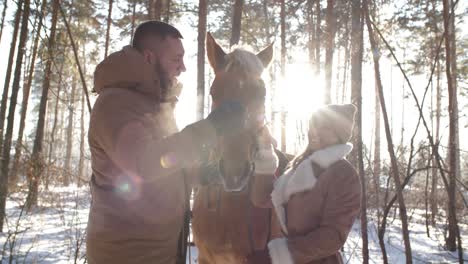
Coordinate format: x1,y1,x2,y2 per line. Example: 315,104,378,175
1,0,30,176
163,0,171,23
364,0,412,262
0,4,21,154
58,89,66,166
262,0,276,134
130,0,137,41
425,158,431,237
45,72,63,189
306,0,315,67
429,0,440,226
349,0,362,168
341,4,351,103
0,0,29,232
64,76,76,186
356,96,369,264
442,0,462,258
349,0,368,262
149,0,162,20
10,0,48,187
280,111,286,152
0,0,7,43
324,0,336,104
400,71,405,149
373,92,381,226
104,0,113,58
280,0,286,152
230,0,243,47
315,0,321,75
425,39,432,235
25,0,60,211
334,48,341,103
78,91,86,186
431,57,441,225
196,0,207,120
77,40,88,187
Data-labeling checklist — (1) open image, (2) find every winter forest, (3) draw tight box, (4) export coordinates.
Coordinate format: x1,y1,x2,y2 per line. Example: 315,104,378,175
0,0,466,262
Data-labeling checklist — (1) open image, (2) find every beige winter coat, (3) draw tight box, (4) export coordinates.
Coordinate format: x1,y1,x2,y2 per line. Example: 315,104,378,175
86,46,216,264
251,144,361,264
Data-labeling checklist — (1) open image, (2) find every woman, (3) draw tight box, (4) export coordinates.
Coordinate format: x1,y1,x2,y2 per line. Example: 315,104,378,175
251,104,361,264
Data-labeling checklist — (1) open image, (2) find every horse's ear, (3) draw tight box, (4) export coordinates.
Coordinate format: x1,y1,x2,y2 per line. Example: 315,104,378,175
256,42,274,68
206,32,227,72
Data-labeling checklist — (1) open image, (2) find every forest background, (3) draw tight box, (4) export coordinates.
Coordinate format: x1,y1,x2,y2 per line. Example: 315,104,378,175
0,0,466,262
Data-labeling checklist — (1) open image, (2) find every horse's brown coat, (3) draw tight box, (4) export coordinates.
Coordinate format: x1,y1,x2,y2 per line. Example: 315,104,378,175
192,33,274,263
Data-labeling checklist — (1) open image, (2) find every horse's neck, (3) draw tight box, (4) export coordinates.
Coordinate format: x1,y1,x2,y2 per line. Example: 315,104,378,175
204,183,252,211
204,185,222,211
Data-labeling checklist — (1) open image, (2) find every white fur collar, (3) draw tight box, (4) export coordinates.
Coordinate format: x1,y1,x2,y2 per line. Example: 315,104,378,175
268,238,293,264
271,143,353,234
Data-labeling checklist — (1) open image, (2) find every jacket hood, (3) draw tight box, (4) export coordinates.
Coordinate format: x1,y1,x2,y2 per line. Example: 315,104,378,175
93,46,161,98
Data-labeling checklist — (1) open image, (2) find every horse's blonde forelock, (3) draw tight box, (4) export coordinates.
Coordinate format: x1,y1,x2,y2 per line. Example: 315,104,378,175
224,48,264,77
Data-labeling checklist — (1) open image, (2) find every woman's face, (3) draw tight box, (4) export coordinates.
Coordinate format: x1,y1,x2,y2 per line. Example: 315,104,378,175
308,118,341,151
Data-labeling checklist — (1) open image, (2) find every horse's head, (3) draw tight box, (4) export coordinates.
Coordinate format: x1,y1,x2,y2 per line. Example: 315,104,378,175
206,33,273,192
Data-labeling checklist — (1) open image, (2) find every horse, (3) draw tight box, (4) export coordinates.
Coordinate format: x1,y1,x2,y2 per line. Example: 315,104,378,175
191,33,283,264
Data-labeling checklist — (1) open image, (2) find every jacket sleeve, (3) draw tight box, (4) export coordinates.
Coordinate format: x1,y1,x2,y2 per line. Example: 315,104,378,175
91,97,218,183
287,164,361,263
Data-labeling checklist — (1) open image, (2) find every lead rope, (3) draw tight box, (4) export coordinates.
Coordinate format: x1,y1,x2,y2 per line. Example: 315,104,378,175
247,182,256,253
180,169,191,264
246,125,270,254
205,185,221,212
186,169,192,264
246,179,273,256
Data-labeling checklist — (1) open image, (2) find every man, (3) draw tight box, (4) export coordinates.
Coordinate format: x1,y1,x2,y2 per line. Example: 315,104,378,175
86,21,244,264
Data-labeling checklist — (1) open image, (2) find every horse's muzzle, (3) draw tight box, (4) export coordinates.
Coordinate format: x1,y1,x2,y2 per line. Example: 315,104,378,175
218,159,255,192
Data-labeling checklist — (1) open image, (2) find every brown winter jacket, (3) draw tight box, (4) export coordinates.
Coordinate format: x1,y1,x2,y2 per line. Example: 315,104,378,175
251,144,361,264
86,46,216,264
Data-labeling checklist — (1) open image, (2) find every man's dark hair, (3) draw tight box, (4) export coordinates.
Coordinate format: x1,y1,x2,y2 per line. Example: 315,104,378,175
132,21,183,51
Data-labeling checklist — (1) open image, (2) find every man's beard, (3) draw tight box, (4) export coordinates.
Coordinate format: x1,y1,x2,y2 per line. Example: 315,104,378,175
156,68,183,105
155,62,176,101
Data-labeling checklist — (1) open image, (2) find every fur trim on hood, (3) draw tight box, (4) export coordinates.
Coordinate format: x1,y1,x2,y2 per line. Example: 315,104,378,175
271,143,353,235
93,46,161,98
268,238,293,264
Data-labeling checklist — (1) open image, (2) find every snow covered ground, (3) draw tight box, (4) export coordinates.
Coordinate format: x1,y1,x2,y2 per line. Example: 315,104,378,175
0,185,466,263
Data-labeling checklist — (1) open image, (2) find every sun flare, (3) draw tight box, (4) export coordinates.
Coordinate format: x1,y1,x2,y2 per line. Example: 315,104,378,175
273,64,325,120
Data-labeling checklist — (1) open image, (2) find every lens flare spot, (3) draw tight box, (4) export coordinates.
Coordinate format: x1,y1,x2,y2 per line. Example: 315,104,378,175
117,182,131,193
114,174,142,200
161,152,178,168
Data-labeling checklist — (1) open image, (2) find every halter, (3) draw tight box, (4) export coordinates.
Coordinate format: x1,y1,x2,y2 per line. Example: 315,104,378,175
218,159,256,192
200,122,265,193
201,122,267,217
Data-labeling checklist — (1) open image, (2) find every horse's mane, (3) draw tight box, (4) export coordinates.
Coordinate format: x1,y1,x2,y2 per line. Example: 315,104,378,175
224,48,264,77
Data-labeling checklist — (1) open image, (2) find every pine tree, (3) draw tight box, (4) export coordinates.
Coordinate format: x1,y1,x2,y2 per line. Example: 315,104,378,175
25,0,61,210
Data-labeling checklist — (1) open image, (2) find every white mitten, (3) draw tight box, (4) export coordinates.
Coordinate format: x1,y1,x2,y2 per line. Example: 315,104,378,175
253,127,279,175
268,238,294,264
